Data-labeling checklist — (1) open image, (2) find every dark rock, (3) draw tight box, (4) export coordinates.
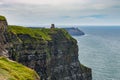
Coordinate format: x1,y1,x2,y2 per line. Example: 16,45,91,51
0,17,8,57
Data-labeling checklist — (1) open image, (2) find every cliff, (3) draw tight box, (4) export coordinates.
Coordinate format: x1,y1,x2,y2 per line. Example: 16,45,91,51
6,25,91,80
0,16,92,80
0,16,40,80
0,15,8,57
64,27,85,36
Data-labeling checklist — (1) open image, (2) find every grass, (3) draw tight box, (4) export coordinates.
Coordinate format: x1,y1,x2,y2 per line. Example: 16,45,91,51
7,25,75,42
0,15,6,20
61,28,75,40
7,25,51,41
0,57,40,80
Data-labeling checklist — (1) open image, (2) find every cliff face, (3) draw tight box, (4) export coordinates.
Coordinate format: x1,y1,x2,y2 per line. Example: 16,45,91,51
0,15,92,80
46,30,91,80
0,16,40,80
5,25,92,80
0,16,8,57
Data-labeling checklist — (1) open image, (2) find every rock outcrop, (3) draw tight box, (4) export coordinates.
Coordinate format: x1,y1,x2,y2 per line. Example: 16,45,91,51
0,16,92,80
0,16,40,80
0,15,8,57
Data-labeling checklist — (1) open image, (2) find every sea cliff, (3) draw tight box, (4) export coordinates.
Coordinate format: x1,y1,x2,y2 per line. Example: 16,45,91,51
0,16,40,80
0,16,92,80
64,27,85,36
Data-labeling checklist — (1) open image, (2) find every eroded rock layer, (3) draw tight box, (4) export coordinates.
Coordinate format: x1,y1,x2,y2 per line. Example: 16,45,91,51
0,16,92,80
5,26,92,80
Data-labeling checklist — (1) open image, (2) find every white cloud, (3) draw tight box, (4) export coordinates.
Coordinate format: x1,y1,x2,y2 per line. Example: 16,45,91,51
0,2,3,5
1,0,90,5
0,0,120,25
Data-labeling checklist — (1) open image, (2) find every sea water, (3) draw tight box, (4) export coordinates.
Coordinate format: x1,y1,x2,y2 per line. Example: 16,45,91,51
73,26,120,80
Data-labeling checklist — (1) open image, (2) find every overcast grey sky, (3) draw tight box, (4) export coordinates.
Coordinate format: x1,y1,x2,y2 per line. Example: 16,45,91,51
0,0,120,26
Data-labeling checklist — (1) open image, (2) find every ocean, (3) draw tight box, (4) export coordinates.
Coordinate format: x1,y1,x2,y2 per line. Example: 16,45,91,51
73,26,120,80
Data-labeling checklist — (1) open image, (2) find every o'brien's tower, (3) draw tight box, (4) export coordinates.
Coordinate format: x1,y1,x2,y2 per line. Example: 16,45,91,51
51,24,55,28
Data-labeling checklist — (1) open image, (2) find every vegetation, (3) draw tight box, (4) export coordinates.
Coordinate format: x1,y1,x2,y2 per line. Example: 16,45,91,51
0,15,6,20
80,64,91,72
7,25,74,42
61,28,76,41
0,57,40,80
8,25,51,41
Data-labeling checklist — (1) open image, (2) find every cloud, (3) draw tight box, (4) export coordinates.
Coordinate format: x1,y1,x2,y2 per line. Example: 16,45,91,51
0,2,3,5
78,15,106,19
112,5,120,8
0,0,89,5
0,0,120,25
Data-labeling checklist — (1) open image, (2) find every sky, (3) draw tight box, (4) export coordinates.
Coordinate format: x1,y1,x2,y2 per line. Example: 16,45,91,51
0,0,120,26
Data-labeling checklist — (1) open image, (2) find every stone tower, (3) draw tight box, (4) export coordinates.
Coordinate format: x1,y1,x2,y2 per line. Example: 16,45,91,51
51,24,55,28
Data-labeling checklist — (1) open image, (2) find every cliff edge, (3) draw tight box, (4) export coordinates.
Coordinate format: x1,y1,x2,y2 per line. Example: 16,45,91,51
1,16,92,80
0,16,40,80
0,15,8,57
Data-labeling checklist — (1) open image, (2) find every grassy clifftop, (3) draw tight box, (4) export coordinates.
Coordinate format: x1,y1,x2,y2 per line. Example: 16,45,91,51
7,25,74,42
0,15,6,20
0,57,40,80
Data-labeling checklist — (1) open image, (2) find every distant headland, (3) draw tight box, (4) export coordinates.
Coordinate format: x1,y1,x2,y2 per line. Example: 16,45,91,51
63,27,85,36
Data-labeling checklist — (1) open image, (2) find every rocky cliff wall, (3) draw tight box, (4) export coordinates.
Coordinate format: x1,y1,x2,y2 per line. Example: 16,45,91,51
0,16,8,57
0,16,40,80
5,25,92,80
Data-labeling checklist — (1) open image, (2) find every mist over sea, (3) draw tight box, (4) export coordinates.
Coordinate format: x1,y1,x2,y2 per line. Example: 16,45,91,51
73,26,120,80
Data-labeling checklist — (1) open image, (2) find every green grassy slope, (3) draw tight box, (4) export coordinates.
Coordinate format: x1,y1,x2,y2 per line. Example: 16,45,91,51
7,25,74,41
8,25,52,41
0,15,6,20
0,57,40,80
